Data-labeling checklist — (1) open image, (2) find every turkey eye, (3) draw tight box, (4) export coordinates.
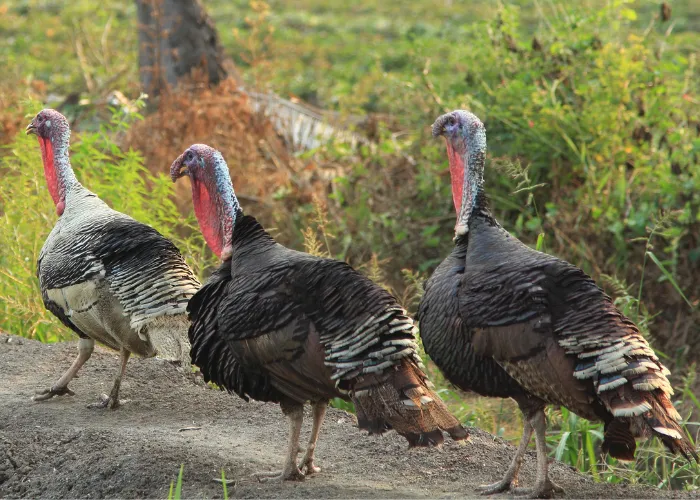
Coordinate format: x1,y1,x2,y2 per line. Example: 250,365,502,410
38,116,44,123
186,152,194,162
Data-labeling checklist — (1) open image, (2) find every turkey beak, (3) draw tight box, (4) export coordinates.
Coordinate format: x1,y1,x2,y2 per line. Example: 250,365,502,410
26,122,37,136
170,154,189,182
431,114,449,137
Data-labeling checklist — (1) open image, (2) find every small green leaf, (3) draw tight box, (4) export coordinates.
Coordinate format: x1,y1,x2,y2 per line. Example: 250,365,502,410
536,233,545,251
554,431,571,461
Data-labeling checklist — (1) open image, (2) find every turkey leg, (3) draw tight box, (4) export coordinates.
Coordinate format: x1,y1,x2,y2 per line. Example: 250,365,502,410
33,337,95,401
478,417,533,494
255,404,305,482
299,400,328,475
88,348,130,409
519,409,563,499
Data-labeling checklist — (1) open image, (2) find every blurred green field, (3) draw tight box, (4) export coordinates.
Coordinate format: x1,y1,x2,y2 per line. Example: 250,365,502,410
1,0,699,491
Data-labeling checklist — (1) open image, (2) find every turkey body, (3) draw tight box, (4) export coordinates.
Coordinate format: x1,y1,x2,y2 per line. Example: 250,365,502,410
188,212,467,480
419,239,538,404
419,233,546,496
28,108,200,409
419,109,697,498
37,184,200,407
459,215,687,444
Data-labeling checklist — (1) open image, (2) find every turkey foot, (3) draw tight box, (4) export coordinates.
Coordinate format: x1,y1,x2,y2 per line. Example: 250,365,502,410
33,385,75,401
477,477,518,495
299,456,320,475
478,417,533,495
254,466,305,483
515,410,563,499
515,479,563,499
299,401,327,475
87,348,130,410
255,403,305,482
32,338,94,403
87,393,129,409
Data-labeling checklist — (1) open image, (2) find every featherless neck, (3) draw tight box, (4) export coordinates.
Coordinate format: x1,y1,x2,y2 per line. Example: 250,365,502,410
211,153,239,260
454,131,488,237
467,151,490,216
212,153,240,225
39,133,80,216
53,143,78,189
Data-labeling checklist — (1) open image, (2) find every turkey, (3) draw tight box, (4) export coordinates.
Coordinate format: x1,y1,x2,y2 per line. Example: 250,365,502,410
418,109,697,498
26,109,200,409
171,143,467,482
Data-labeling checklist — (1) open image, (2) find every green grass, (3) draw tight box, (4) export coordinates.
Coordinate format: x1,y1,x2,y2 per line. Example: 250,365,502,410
167,465,184,500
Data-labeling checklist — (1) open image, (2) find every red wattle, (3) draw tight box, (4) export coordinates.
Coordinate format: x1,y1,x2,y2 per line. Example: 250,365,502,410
192,179,224,257
38,137,60,208
446,141,464,214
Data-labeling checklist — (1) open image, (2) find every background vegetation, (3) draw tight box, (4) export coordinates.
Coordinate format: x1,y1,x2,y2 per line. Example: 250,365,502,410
1,0,698,491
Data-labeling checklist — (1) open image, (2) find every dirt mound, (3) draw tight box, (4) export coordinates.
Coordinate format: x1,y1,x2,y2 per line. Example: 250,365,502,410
0,334,690,499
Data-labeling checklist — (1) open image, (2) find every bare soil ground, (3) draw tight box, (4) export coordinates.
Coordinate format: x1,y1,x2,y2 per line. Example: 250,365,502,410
0,334,693,499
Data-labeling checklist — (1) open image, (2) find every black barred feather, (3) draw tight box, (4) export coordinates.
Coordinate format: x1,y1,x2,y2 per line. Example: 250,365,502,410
418,241,538,403
39,190,200,331
452,214,696,462
32,109,199,409
187,214,467,445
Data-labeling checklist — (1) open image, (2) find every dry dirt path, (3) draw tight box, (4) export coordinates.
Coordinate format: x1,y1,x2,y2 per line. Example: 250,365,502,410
0,334,692,499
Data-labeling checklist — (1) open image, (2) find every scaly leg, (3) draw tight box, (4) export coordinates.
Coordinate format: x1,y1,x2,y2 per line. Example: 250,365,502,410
300,400,328,475
255,404,305,482
34,338,95,402
88,348,130,409
478,417,533,494
519,409,563,499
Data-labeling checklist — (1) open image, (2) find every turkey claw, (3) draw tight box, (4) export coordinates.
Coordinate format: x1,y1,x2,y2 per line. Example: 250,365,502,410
515,480,564,499
254,467,304,482
299,457,321,475
87,393,127,410
477,478,517,495
32,386,75,401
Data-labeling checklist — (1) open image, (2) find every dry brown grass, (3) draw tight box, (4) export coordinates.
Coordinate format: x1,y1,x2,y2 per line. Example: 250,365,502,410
124,76,342,239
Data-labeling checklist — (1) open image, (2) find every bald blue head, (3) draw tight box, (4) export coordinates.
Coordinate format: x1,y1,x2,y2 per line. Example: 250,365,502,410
432,110,488,237
171,144,239,260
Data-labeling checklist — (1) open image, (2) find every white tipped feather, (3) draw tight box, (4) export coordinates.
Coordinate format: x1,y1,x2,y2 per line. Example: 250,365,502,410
612,402,652,417
653,426,682,439
598,376,628,392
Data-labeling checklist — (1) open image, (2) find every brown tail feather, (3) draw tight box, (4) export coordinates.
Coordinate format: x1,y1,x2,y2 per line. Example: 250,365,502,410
351,359,468,447
604,393,698,463
602,420,636,461
645,396,698,463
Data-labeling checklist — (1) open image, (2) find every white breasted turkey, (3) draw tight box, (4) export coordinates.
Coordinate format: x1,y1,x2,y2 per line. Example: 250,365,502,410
418,109,697,498
27,109,200,409
171,143,467,482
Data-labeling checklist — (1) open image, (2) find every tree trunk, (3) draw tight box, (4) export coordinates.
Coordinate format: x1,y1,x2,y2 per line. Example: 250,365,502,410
136,0,238,97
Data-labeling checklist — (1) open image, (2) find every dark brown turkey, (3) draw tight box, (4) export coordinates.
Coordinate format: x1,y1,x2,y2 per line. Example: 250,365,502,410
171,144,467,482
27,109,200,409
418,109,697,498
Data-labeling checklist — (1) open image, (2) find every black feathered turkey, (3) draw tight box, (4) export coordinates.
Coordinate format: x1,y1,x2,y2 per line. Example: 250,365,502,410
418,109,697,498
26,109,200,408
171,143,467,482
